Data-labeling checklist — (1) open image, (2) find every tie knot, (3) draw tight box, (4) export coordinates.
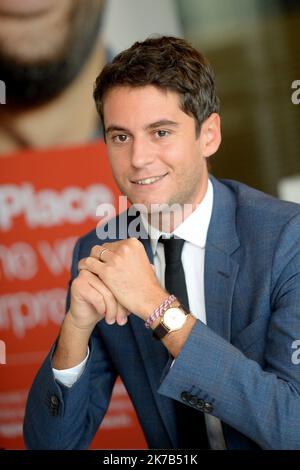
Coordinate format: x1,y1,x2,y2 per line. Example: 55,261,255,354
159,236,185,265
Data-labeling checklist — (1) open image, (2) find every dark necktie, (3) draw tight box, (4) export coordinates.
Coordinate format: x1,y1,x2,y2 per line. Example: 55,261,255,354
159,236,209,449
160,237,190,311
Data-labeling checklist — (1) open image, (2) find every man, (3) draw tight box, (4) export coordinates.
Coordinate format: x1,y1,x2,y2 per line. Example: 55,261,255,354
24,36,300,450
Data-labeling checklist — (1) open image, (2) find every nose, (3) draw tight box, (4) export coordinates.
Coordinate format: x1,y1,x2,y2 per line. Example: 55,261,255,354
130,136,155,169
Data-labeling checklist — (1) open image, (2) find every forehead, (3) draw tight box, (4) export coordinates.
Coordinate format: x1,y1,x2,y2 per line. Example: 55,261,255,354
102,85,184,124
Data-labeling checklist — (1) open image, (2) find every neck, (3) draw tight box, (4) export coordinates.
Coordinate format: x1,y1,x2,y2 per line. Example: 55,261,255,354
0,41,105,155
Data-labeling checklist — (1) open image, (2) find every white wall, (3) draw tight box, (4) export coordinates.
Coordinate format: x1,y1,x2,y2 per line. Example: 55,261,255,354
278,175,300,203
102,0,182,55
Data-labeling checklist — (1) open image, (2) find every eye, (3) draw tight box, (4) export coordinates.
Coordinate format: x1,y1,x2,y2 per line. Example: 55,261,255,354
112,134,128,143
155,130,170,138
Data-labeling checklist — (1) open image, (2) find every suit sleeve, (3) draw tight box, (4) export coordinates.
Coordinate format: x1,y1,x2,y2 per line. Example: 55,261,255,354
158,213,300,450
23,238,118,449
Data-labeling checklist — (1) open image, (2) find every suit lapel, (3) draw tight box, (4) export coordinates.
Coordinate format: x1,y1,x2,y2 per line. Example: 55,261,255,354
204,246,239,341
204,176,240,341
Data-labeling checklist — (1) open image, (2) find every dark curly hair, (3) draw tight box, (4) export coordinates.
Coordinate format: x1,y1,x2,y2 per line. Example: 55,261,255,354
93,35,219,136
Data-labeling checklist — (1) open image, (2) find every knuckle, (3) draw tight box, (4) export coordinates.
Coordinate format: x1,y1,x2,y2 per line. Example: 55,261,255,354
90,245,101,257
129,237,140,246
77,258,85,270
71,276,82,292
85,256,95,268
79,269,90,278
120,243,129,255
129,237,142,250
71,277,79,289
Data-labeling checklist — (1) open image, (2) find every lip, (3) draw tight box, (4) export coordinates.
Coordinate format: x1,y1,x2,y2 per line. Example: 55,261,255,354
130,173,168,186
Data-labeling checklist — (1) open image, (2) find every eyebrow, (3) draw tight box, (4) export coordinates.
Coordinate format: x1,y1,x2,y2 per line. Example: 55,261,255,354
105,125,129,134
146,120,179,130
105,120,179,134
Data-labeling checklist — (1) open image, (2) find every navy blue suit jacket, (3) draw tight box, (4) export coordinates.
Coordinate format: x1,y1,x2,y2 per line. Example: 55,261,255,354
24,176,300,449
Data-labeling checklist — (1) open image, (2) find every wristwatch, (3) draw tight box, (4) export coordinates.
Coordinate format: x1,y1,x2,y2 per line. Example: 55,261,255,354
152,304,189,340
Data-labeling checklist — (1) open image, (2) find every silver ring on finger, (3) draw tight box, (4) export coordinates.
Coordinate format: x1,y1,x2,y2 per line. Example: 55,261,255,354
99,247,110,263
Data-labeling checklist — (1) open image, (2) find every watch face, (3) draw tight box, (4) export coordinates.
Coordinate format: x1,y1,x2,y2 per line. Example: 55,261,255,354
163,307,187,330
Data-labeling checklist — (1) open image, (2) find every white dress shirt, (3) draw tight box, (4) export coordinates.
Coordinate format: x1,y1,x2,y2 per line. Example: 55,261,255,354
142,180,213,324
53,179,226,449
53,349,89,388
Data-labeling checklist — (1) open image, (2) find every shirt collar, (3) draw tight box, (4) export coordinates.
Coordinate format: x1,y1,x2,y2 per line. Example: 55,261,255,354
140,179,213,254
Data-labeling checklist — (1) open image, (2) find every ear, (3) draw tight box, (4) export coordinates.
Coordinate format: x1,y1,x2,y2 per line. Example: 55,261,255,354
200,113,221,158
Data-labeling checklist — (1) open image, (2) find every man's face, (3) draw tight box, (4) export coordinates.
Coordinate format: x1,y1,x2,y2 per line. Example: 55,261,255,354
104,85,220,212
0,0,104,106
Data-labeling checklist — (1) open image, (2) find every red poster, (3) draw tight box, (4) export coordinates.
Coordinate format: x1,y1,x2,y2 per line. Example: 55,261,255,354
0,141,146,449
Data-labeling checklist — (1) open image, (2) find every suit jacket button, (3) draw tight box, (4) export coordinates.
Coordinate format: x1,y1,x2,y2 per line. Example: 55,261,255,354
50,395,60,416
181,391,190,402
204,402,213,413
196,399,204,410
50,395,59,406
188,395,198,406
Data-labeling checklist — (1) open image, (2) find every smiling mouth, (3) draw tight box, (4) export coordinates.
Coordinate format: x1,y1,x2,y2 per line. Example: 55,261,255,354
131,173,168,185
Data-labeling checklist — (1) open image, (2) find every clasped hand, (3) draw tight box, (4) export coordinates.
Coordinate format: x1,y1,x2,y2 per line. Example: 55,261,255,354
69,238,166,330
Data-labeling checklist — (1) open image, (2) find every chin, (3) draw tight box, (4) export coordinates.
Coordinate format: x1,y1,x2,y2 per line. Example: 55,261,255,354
140,203,178,219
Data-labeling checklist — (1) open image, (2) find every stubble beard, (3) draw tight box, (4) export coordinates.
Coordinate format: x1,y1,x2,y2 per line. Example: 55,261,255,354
122,174,204,232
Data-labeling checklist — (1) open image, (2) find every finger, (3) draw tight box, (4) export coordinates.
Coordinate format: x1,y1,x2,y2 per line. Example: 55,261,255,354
78,256,105,277
98,247,111,263
86,270,129,326
102,289,119,325
85,284,106,318
82,270,119,324
90,244,109,260
116,303,130,326
90,242,122,260
74,271,106,317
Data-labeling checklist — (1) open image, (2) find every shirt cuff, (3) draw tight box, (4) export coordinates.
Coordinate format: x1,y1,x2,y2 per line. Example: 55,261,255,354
52,347,90,388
